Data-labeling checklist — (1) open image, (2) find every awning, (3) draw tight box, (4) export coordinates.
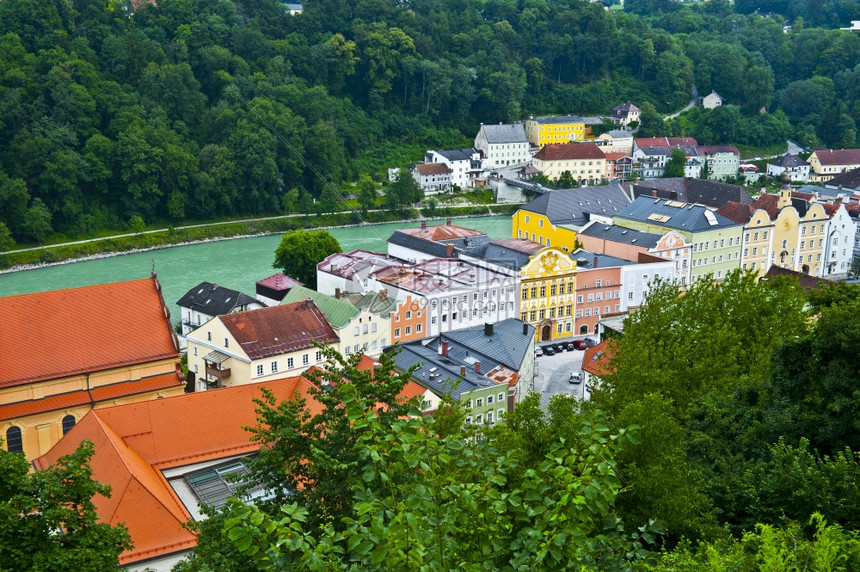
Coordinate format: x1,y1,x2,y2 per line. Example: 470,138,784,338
203,350,230,364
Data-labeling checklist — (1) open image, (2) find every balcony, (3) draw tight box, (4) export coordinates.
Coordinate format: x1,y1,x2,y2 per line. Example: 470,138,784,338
206,364,231,380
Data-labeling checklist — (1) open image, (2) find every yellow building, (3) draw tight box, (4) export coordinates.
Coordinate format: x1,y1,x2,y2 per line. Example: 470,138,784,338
186,300,340,391
807,149,860,183
524,115,586,147
512,184,635,252
0,277,186,461
531,143,607,186
519,246,578,341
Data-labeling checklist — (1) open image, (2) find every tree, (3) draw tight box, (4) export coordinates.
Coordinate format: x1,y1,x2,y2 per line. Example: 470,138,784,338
593,270,809,420
356,175,377,215
272,228,341,289
385,169,422,210
662,148,686,178
0,441,133,571
223,390,661,571
556,170,576,188
0,222,15,251
24,198,53,243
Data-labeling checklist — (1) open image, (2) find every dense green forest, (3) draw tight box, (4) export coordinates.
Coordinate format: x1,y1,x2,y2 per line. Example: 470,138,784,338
1,0,859,250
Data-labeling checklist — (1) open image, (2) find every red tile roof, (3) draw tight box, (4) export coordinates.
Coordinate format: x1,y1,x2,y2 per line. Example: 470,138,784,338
604,152,629,162
34,374,320,565
416,163,452,175
716,201,755,224
533,142,606,161
0,277,179,388
256,273,303,291
355,354,430,403
0,372,183,422
752,193,780,219
490,238,544,254
397,223,486,241
635,137,698,148
812,149,860,166
582,340,618,379
220,300,339,359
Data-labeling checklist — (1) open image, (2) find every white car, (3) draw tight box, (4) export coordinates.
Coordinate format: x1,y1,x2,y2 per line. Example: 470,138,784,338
569,372,582,384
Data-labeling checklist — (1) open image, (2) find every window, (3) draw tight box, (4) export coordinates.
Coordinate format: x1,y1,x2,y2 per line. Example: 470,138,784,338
62,415,76,435
539,309,545,320
256,364,264,376
522,288,528,300
465,417,472,424
549,307,556,318
194,364,199,373
576,309,583,317
531,287,537,298
476,398,483,408
316,351,323,362
498,392,505,403
577,295,583,304
540,285,546,296
595,279,602,287
271,361,278,373
587,294,594,302
568,282,574,293
302,354,309,365
406,310,412,319
486,412,494,424
525,215,530,224
416,324,422,333
5,427,22,453
498,408,505,420
539,219,544,227
550,284,556,296
596,293,602,301
585,308,591,316
566,305,572,316
372,323,377,333
354,345,360,353
405,326,412,335
207,331,212,341
224,338,229,348
476,414,483,424
431,316,437,325
529,310,536,321
353,326,360,336
521,311,527,321
394,328,401,337
487,395,494,405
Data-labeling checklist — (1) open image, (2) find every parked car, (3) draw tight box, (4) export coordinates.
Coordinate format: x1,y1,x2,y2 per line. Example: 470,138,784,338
542,345,556,356
563,342,576,352
571,339,588,350
535,346,543,357
569,372,582,384
584,337,598,348
552,342,566,353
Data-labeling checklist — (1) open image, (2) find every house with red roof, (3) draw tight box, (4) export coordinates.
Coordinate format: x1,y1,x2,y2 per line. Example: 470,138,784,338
185,300,339,392
411,162,453,193
581,339,618,392
531,142,607,186
0,276,186,461
808,149,860,183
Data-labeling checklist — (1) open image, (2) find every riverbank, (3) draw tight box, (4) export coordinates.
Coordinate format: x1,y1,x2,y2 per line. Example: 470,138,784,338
0,205,521,274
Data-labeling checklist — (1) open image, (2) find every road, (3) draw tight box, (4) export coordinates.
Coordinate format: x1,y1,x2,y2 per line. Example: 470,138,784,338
664,84,699,122
531,345,589,407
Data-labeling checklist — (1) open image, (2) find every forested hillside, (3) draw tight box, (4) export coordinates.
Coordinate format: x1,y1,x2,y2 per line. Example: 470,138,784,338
1,0,859,248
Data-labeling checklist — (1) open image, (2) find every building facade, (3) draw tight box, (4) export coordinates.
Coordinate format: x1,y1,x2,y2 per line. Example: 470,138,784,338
474,123,530,167
524,115,586,147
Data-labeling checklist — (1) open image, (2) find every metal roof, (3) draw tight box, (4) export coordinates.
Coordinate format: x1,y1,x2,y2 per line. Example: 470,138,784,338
614,196,741,233
578,222,660,248
518,183,634,226
479,123,528,144
280,286,359,328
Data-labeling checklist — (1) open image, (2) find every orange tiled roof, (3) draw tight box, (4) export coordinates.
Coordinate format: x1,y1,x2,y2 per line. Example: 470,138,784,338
582,340,618,379
397,223,486,241
0,277,178,388
220,300,339,359
716,201,755,224
355,354,429,403
416,163,452,175
35,373,320,565
0,372,183,422
752,193,780,219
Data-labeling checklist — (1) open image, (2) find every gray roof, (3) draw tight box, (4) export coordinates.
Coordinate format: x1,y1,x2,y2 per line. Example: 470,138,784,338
435,148,478,162
580,116,605,125
578,222,660,249
387,230,491,259
177,282,258,316
468,242,535,271
519,183,634,227
771,154,809,168
824,167,860,191
605,129,632,138
570,249,636,269
615,195,741,233
391,319,534,401
531,114,584,125
634,178,752,208
479,123,528,144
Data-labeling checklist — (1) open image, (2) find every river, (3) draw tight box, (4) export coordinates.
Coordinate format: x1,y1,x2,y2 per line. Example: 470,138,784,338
0,216,513,318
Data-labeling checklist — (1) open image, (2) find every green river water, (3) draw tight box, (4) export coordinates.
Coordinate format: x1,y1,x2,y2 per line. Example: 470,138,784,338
0,216,513,318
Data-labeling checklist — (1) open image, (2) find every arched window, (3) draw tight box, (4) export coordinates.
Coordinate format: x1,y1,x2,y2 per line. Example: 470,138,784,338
62,415,76,435
5,427,23,453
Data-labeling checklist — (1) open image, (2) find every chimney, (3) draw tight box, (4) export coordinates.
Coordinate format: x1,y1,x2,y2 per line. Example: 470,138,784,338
485,323,494,337
460,365,466,377
651,189,657,197
442,341,449,356
335,288,341,299
523,322,529,335
446,244,455,257
475,361,481,374
438,342,443,355
379,289,387,300
593,256,599,268
421,220,427,229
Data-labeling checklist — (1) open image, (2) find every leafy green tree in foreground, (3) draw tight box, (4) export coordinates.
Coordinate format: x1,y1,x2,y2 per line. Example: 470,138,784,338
385,169,423,210
0,441,132,571
223,382,661,571
662,148,687,178
272,229,342,290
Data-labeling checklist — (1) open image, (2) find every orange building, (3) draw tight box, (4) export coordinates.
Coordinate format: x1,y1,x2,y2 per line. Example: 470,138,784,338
390,294,427,344
0,276,185,461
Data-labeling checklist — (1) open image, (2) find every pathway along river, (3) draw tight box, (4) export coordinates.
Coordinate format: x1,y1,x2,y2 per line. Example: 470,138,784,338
0,216,513,322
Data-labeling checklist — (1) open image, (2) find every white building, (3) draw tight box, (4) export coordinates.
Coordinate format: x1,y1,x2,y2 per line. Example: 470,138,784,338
317,250,405,296
374,258,519,338
474,123,530,168
424,148,483,189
